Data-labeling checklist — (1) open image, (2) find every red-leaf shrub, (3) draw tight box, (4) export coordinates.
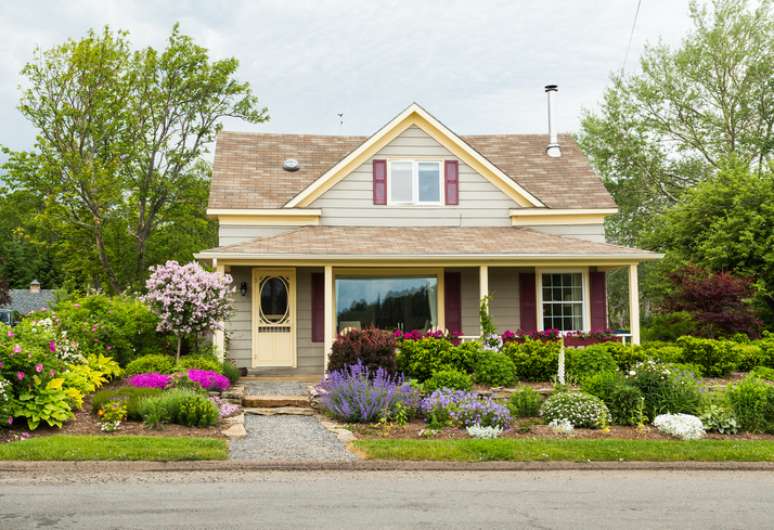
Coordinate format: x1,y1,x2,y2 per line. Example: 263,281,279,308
328,327,397,375
664,266,762,338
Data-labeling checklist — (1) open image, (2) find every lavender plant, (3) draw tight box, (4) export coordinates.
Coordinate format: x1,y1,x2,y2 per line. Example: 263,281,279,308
316,362,418,423
419,388,511,429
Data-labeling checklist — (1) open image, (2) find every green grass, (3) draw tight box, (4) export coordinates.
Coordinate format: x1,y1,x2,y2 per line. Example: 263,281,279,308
0,435,228,461
354,438,774,462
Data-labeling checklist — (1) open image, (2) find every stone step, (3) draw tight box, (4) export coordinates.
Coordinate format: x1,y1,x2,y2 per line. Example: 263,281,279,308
244,406,315,416
241,395,310,408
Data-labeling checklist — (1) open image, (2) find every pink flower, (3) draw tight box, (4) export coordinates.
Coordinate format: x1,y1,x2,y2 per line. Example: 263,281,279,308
16,372,25,381
49,341,56,353
49,369,56,377
6,417,12,425
106,345,112,351
35,363,43,373
13,344,21,354
6,330,14,337
73,303,81,308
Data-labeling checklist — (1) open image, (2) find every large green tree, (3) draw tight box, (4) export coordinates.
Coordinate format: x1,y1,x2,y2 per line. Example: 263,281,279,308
1,25,268,292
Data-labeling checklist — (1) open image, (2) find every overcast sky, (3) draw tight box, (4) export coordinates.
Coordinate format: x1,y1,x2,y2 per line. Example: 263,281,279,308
0,0,695,156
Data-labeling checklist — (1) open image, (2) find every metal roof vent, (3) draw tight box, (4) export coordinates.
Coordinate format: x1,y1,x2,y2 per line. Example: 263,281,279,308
282,158,300,172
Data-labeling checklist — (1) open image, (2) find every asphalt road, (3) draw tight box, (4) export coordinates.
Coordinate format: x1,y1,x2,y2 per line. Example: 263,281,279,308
1,470,773,529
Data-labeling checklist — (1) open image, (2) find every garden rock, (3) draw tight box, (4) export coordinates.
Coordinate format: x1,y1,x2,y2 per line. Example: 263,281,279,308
244,407,314,416
242,395,309,408
222,423,248,439
221,413,245,427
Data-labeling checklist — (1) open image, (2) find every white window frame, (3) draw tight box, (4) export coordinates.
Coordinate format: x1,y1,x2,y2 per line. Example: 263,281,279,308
535,267,591,332
387,159,443,206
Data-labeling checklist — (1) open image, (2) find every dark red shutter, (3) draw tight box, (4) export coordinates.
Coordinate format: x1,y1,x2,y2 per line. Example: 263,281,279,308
311,272,324,342
519,272,537,333
444,271,462,334
590,271,608,331
373,159,387,205
444,160,459,205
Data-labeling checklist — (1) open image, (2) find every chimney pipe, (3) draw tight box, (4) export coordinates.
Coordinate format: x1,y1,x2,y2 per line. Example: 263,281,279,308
544,84,561,158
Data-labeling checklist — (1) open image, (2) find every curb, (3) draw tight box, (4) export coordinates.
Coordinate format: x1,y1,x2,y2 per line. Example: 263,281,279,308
1,460,774,474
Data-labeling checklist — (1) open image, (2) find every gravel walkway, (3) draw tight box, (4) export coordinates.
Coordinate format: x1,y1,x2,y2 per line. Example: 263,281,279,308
242,381,312,396
229,415,356,462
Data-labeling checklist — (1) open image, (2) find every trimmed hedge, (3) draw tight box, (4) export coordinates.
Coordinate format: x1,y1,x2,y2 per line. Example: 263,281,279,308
502,339,559,382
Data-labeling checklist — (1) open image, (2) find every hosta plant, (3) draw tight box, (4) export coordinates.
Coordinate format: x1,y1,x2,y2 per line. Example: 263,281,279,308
699,404,738,434
653,413,706,440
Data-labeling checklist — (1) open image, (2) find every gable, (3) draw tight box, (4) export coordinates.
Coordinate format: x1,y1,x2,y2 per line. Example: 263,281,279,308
310,126,520,227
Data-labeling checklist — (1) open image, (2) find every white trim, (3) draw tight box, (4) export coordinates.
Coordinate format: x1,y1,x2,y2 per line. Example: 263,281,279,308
628,263,641,345
535,268,590,332
387,159,443,206
196,251,662,262
509,208,618,217
284,103,545,208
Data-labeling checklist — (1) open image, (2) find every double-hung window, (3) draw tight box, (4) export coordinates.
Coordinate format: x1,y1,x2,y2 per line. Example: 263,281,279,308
541,272,585,331
388,160,442,205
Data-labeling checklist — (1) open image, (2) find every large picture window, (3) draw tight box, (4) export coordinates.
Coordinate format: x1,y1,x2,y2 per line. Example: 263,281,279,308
541,272,584,331
388,160,442,204
335,276,438,332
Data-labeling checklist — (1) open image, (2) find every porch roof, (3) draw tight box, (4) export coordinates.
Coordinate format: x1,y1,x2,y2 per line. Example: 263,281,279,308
196,226,661,263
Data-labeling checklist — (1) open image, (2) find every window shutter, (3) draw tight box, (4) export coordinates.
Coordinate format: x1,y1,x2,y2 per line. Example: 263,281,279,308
444,160,459,205
373,159,387,205
590,271,608,331
444,271,462,334
519,272,537,333
311,272,324,343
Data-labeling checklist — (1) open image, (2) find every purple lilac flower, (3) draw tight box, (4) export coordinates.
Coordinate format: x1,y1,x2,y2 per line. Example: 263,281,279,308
127,372,172,389
187,369,230,392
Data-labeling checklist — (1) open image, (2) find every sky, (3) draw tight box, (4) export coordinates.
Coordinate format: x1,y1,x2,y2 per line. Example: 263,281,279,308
0,0,696,157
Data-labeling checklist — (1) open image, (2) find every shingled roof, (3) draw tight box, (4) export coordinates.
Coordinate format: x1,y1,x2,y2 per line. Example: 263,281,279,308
198,226,659,261
208,131,616,210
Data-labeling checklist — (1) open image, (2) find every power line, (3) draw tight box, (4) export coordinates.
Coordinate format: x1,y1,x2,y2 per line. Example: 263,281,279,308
622,0,643,75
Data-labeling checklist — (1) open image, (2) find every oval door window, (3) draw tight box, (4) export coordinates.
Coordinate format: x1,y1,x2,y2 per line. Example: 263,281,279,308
259,276,289,324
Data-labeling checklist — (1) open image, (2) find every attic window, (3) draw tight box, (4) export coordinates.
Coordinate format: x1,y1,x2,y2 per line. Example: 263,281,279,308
282,159,300,172
388,160,442,205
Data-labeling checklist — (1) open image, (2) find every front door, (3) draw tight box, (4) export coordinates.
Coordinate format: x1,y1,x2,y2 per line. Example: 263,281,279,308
253,269,296,367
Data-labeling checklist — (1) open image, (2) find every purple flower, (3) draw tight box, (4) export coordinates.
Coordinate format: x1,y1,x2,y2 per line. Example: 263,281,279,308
49,341,56,353
127,372,172,389
187,369,230,392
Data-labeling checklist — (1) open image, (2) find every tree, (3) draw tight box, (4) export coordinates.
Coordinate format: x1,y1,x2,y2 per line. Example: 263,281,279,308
142,260,233,361
2,25,267,292
578,0,773,245
0,278,9,307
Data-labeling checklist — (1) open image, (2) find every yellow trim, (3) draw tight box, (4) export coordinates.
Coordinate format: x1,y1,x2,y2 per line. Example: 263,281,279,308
217,215,320,226
284,103,544,209
251,268,297,368
511,214,609,226
207,208,322,218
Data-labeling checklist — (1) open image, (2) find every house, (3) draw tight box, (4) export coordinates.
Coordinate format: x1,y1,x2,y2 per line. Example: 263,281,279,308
0,280,56,325
196,88,660,375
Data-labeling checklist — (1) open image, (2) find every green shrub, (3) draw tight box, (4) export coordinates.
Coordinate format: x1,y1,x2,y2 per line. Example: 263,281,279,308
91,387,164,420
540,391,610,429
124,354,176,376
473,351,517,387
749,366,774,381
508,387,543,418
641,343,684,364
503,339,559,381
627,361,701,419
328,327,397,375
175,395,219,427
602,342,649,371
397,339,483,381
726,376,774,433
221,360,241,385
566,345,618,379
735,343,766,371
581,371,645,426
138,389,217,428
699,404,738,434
176,355,222,373
423,369,473,393
676,336,738,377
641,311,696,342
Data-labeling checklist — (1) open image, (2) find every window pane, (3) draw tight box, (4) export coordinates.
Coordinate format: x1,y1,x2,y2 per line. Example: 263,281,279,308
390,162,413,202
542,272,584,331
335,277,438,332
418,162,440,202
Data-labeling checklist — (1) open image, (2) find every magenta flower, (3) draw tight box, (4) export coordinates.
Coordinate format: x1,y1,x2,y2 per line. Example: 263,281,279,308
127,372,172,389
187,369,230,392
6,330,14,337
35,363,43,373
49,341,56,353
13,344,21,354
16,372,25,381
0,361,4,368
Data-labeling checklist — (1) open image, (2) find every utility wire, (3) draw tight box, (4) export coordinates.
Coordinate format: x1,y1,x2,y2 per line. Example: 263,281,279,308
622,0,643,75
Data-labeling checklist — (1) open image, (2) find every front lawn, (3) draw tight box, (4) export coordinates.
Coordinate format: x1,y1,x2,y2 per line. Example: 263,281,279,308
354,438,774,462
0,435,228,461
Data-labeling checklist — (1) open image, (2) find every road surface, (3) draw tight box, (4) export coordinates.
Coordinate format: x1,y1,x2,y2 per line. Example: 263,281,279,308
1,470,772,529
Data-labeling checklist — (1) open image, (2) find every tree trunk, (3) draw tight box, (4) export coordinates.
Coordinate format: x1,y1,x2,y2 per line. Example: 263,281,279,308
94,223,121,294
176,336,182,362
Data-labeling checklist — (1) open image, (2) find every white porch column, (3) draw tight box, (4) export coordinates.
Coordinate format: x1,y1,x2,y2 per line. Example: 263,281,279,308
323,265,334,374
479,265,489,334
214,263,226,362
628,263,641,345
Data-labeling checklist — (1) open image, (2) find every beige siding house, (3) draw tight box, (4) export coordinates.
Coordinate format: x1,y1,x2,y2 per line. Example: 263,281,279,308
197,101,659,375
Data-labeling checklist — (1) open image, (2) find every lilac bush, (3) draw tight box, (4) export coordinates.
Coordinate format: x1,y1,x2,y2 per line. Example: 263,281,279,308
187,369,230,392
127,372,171,389
420,388,511,429
316,361,418,423
142,260,233,360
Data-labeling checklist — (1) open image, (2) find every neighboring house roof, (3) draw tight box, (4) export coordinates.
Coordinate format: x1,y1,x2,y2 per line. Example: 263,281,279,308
197,226,660,261
2,289,56,315
208,106,616,211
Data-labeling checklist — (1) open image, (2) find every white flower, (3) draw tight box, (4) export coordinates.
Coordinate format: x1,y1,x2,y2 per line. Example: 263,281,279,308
653,413,705,440
549,419,574,434
466,424,504,439
628,370,636,376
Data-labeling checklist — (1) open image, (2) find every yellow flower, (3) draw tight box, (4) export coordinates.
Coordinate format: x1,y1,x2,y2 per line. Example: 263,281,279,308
97,409,104,417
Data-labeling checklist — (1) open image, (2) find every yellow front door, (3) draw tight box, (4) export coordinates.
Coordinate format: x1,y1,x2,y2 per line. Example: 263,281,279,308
252,269,296,367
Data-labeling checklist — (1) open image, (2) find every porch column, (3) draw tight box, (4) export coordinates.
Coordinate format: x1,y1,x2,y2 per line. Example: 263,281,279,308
479,265,489,334
323,265,334,374
628,263,641,345
214,263,226,362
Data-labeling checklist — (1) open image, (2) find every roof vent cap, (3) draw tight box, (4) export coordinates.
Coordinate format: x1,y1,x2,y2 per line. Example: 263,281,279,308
282,158,300,172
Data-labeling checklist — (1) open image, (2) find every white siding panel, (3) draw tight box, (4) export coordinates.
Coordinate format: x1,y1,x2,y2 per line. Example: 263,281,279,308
526,224,606,243
225,266,252,367
489,268,520,333
218,225,295,246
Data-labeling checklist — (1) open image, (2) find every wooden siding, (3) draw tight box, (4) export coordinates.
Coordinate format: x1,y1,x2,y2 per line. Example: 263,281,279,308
296,267,325,374
310,126,519,226
225,266,252,366
489,268,520,333
525,223,606,243
218,225,295,246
